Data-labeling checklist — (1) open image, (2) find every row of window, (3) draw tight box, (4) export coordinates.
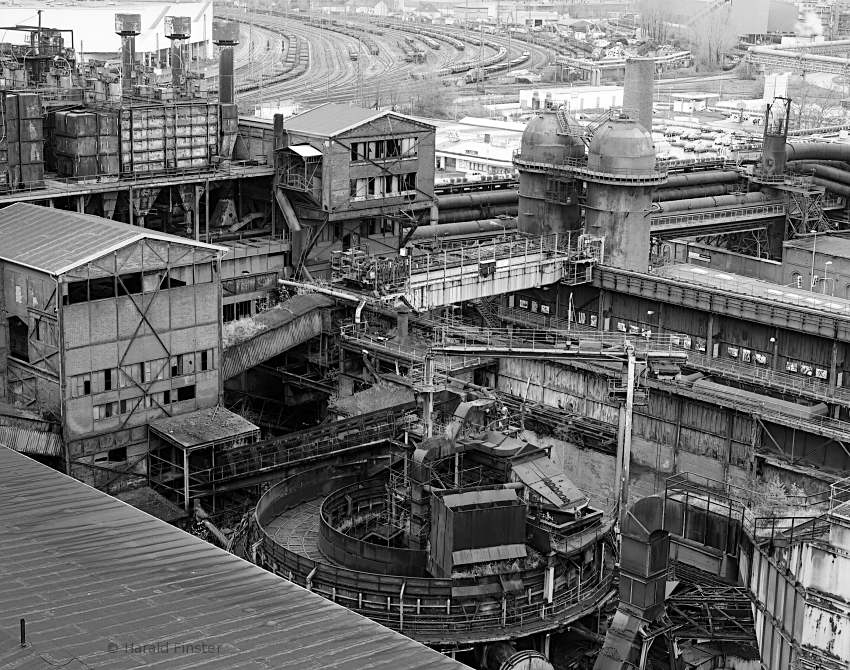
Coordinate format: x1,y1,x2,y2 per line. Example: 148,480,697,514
70,350,214,398
350,138,417,162
63,266,212,305
349,173,417,200
93,384,196,421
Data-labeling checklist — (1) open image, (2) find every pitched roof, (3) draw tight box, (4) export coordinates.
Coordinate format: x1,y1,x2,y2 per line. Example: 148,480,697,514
0,446,471,670
283,102,434,138
0,202,226,276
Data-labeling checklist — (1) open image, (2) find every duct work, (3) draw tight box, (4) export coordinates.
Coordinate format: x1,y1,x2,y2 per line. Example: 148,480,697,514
651,191,772,214
653,184,733,202
662,170,739,188
411,218,517,240
437,190,518,223
594,496,669,670
786,142,850,162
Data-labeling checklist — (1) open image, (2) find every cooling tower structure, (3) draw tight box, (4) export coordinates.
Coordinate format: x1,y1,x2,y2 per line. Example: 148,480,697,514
514,109,586,235
582,114,667,272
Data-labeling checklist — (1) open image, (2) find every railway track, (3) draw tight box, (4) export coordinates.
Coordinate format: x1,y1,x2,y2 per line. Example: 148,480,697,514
217,9,544,106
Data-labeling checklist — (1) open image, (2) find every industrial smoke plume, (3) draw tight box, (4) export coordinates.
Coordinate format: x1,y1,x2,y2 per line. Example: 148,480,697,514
795,12,824,37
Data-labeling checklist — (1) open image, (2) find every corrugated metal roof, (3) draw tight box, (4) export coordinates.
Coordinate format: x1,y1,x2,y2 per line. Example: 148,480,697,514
0,202,226,276
288,143,324,158
442,488,519,509
452,544,527,566
511,456,586,511
284,102,433,138
0,447,470,670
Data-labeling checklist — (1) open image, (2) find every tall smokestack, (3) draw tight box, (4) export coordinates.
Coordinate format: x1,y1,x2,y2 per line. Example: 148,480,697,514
115,14,142,98
165,16,191,95
212,19,239,105
623,57,654,132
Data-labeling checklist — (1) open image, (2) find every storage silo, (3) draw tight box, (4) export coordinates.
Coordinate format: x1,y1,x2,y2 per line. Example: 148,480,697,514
515,109,586,236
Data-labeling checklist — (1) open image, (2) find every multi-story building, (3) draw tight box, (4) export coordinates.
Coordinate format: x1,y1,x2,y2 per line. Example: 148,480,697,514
0,202,229,486
275,102,436,276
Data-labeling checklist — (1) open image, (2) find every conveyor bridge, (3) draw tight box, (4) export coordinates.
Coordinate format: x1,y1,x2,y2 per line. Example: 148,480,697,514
222,293,334,380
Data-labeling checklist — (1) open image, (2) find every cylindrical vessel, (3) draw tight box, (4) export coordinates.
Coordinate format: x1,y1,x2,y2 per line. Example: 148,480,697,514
516,110,585,235
584,116,657,272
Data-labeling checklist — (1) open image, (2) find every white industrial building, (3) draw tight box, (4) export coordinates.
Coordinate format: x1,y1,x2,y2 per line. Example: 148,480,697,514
0,1,216,60
519,86,624,113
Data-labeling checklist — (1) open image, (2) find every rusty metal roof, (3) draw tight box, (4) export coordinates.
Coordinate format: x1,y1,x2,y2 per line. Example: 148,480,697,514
0,202,226,276
0,446,470,670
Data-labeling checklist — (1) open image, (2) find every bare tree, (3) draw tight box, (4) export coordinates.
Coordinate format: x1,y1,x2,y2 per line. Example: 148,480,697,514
638,0,675,44
692,4,737,70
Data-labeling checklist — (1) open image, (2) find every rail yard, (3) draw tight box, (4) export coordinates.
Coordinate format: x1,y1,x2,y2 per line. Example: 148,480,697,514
4,2,850,670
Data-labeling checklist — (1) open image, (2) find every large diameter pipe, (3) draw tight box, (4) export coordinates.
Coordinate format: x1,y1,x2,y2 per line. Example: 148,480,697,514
438,205,517,223
663,170,739,188
219,46,235,104
436,190,518,209
411,218,517,240
786,142,850,162
813,176,850,198
654,184,731,201
796,163,850,186
653,191,769,213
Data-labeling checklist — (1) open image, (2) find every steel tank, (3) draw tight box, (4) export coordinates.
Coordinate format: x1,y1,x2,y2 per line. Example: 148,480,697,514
584,115,657,272
516,109,585,235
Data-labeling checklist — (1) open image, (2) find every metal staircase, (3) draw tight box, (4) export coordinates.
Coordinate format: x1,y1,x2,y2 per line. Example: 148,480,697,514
469,297,500,329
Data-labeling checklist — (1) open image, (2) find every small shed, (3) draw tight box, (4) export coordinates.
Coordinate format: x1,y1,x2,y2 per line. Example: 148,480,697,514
148,406,260,510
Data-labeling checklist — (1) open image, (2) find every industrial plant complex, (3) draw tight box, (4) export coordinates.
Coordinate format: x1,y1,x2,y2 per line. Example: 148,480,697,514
5,1,850,669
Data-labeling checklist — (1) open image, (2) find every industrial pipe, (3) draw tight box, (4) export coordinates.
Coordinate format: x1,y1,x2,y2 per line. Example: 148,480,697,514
662,170,739,188
795,163,850,186
411,218,517,240
436,190,518,209
438,206,517,223
653,184,731,202
786,142,850,163
813,176,850,198
651,191,770,214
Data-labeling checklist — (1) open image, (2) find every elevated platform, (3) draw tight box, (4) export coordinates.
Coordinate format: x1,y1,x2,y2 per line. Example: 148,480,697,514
0,163,275,205
404,234,598,310
650,203,785,238
748,42,850,75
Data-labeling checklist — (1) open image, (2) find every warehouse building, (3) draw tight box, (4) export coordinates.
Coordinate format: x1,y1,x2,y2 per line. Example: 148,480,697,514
0,203,235,486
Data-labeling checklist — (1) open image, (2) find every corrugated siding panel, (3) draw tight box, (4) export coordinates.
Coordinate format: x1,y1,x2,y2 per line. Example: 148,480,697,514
223,311,324,380
0,424,62,456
